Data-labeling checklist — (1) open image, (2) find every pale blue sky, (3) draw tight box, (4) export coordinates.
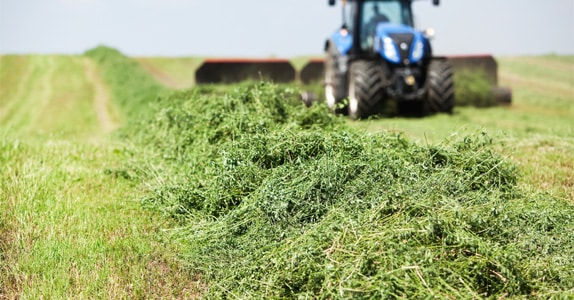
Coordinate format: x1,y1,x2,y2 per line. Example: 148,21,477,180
1,0,573,57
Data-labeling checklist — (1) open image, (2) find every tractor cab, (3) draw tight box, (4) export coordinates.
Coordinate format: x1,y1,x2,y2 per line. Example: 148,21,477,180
334,0,427,63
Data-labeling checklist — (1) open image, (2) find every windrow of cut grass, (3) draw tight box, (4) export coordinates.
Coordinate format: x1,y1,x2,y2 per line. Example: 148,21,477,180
89,49,574,297
84,46,168,121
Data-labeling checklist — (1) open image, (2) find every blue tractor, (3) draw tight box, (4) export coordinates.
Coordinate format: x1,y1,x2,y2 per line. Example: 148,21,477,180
325,0,454,118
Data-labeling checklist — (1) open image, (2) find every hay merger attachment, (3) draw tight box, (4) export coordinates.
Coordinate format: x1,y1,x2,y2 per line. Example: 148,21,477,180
195,58,296,84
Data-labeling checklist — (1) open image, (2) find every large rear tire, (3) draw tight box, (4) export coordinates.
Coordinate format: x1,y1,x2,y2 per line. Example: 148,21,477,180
426,60,455,114
324,44,347,114
348,60,386,119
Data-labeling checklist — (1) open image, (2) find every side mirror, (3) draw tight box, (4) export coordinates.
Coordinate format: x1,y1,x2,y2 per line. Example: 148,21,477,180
432,0,439,6
329,0,336,6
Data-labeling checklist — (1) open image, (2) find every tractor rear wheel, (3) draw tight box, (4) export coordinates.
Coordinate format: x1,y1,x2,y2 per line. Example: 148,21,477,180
426,60,455,114
348,60,386,119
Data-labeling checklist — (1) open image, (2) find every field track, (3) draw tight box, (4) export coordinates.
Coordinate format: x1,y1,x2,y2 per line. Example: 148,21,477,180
82,58,117,133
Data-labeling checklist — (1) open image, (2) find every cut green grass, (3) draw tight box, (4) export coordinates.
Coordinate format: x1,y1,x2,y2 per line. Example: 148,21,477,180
0,133,200,298
132,81,573,298
2,49,572,298
128,53,573,297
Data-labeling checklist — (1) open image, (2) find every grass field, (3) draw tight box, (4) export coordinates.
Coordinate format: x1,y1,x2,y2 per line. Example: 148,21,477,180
1,49,573,298
0,54,200,298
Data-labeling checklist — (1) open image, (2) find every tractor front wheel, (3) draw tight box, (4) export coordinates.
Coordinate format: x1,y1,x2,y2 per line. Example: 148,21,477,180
426,60,455,114
348,60,386,119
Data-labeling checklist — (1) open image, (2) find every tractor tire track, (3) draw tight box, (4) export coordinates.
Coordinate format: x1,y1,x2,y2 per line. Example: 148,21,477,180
83,58,117,133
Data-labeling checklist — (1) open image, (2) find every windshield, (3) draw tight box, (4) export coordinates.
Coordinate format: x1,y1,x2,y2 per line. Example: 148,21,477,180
361,0,413,28
359,0,414,51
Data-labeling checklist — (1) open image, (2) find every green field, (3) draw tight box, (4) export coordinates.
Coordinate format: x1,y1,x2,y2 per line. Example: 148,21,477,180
1,48,573,298
0,53,199,298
